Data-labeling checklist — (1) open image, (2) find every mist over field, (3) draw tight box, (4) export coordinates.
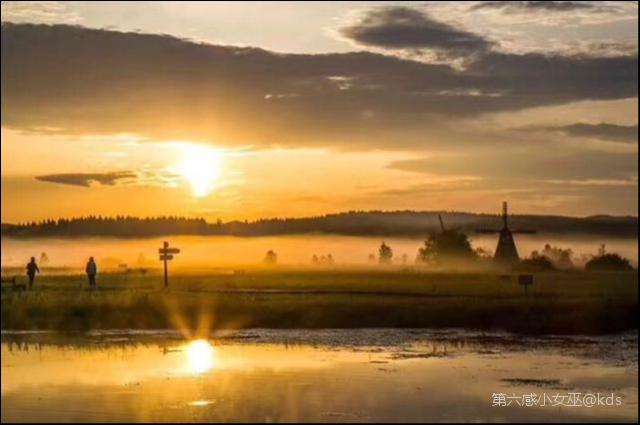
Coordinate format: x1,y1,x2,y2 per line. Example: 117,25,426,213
2,234,637,270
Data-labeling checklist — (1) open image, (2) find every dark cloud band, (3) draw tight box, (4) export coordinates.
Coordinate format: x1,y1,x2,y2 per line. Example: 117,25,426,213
1,23,637,151
35,171,136,187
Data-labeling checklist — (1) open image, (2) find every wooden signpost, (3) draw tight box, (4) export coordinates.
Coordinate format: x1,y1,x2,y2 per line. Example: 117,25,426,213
159,241,181,288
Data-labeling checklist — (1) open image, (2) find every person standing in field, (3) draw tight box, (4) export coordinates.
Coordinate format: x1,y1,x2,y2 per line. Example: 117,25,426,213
26,257,40,289
86,257,98,289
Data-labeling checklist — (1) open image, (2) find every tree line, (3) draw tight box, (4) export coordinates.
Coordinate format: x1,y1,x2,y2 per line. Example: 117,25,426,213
2,211,637,238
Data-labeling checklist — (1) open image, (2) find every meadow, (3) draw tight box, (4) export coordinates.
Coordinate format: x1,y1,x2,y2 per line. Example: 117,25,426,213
1,268,637,335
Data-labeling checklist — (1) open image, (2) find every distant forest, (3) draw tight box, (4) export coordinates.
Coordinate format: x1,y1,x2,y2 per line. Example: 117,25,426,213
1,211,637,239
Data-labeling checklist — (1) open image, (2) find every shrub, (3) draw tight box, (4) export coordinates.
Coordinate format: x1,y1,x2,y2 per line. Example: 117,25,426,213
416,229,475,265
520,255,555,271
264,250,278,265
585,253,633,271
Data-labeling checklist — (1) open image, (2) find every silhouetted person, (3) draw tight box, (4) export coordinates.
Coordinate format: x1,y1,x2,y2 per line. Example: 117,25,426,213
86,257,97,289
26,257,40,289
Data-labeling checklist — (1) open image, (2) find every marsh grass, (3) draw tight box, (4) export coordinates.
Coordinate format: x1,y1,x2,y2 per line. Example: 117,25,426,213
1,269,636,334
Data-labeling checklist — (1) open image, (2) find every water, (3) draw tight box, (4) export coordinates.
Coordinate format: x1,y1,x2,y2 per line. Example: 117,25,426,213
1,330,637,422
2,234,637,269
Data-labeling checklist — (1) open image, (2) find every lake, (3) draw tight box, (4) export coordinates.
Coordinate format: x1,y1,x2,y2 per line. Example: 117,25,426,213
1,234,637,270
1,329,637,422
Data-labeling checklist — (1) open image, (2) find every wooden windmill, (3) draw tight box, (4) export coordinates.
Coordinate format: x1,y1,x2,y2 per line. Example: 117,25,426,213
476,202,535,267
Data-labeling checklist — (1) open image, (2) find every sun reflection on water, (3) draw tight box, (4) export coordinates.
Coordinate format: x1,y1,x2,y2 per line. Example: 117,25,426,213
184,339,216,374
188,400,216,407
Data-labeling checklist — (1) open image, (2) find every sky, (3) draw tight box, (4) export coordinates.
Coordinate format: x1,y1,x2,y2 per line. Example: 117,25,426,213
1,1,638,223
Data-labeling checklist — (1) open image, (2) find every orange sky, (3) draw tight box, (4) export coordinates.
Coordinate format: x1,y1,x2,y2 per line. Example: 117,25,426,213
1,2,637,222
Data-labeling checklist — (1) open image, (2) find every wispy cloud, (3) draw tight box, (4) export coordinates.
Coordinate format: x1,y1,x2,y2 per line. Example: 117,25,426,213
469,1,598,13
535,123,638,143
35,169,181,188
464,0,635,25
0,1,81,24
389,149,638,181
35,171,136,187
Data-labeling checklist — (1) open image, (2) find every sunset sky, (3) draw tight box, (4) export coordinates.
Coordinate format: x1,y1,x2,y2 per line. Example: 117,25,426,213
1,1,638,223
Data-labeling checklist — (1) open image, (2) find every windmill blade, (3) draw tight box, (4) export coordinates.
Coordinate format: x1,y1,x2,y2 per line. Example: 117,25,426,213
438,215,446,233
475,228,500,234
512,229,537,234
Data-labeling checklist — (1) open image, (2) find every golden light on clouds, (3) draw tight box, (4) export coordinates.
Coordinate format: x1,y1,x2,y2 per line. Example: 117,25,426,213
174,143,224,198
0,5,637,220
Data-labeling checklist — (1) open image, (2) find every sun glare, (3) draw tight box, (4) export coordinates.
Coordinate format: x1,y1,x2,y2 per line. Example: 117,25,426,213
176,144,223,197
185,339,216,374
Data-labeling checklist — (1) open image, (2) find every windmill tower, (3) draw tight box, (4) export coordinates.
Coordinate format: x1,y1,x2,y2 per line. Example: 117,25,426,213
476,202,535,267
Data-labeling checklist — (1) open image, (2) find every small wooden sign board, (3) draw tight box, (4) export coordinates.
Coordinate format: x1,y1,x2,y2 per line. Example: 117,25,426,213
518,274,534,295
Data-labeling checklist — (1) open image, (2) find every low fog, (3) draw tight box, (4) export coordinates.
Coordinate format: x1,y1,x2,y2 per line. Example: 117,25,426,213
1,234,637,271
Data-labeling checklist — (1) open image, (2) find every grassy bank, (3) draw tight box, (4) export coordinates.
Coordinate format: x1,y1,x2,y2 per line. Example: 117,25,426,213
1,269,637,334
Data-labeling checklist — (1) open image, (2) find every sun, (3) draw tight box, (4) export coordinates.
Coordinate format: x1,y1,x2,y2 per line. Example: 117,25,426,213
184,339,216,374
176,143,223,197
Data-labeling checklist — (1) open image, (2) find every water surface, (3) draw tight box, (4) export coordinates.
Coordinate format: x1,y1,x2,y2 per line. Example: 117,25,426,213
1,330,637,422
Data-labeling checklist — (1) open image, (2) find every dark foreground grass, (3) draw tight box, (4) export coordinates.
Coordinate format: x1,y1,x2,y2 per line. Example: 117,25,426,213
1,269,637,334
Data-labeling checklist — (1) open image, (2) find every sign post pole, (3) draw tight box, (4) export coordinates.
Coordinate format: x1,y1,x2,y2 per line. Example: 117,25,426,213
163,242,169,289
159,241,181,289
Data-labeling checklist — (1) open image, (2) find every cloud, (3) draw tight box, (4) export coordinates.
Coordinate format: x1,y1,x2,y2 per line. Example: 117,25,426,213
545,41,639,58
1,23,637,152
35,171,137,187
382,148,638,215
389,149,638,182
363,176,638,217
339,6,493,54
537,123,638,143
469,1,597,13
34,168,182,188
465,1,633,24
346,4,638,59
0,1,81,24
580,41,638,57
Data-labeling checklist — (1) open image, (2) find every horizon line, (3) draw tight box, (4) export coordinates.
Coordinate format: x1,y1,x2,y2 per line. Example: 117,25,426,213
2,209,638,226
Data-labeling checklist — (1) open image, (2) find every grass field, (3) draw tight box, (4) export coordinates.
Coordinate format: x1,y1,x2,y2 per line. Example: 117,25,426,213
1,268,637,334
